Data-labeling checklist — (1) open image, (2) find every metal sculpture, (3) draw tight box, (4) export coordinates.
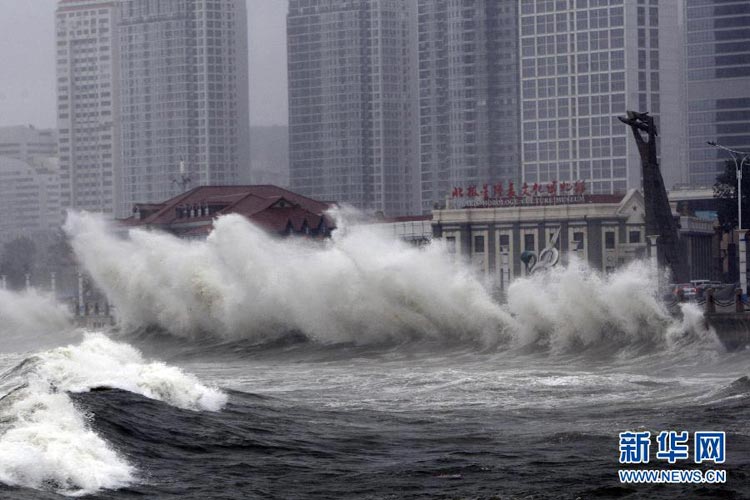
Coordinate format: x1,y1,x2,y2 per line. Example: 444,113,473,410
520,227,561,274
618,111,684,282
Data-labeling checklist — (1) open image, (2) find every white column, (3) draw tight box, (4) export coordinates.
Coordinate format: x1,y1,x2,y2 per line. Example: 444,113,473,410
500,248,510,293
25,273,31,290
0,275,5,290
50,272,57,294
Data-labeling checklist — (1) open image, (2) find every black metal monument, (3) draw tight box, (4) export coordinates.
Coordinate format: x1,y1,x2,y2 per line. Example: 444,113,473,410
618,111,685,282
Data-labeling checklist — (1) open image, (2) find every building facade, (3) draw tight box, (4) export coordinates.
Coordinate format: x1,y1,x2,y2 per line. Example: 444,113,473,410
0,126,58,161
287,0,419,216
432,189,715,283
118,0,250,217
686,0,750,187
519,0,686,195
55,0,121,216
417,0,519,213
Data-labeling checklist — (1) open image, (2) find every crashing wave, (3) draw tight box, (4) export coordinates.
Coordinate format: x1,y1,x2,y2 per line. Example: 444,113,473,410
0,333,226,496
507,259,718,353
64,211,513,345
64,211,716,354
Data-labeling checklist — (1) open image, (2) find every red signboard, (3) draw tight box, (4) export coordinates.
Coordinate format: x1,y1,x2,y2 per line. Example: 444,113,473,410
450,180,588,208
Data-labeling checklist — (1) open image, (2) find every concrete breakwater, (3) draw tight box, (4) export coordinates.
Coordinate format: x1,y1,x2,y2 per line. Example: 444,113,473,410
682,287,750,351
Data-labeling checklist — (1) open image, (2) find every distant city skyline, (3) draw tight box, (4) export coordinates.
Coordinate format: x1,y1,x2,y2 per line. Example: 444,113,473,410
0,0,288,129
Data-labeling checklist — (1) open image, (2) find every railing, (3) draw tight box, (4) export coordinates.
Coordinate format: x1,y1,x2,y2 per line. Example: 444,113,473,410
666,288,746,314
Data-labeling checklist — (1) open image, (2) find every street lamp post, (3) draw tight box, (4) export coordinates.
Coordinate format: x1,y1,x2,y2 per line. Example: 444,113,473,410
708,141,750,295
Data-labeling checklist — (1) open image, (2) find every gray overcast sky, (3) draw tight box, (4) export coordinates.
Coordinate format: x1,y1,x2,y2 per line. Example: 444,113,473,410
0,0,288,128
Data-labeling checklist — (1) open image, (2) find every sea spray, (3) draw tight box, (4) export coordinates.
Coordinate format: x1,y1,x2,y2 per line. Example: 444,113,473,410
64,210,514,344
506,258,674,351
0,332,226,496
64,211,713,353
0,288,72,343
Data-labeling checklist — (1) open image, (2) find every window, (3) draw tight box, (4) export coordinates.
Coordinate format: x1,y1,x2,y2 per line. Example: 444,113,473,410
474,235,485,253
572,231,584,250
629,231,641,244
605,231,616,249
499,234,510,251
524,233,535,251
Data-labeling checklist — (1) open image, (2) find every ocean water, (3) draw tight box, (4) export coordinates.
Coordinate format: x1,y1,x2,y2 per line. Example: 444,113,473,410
0,213,748,499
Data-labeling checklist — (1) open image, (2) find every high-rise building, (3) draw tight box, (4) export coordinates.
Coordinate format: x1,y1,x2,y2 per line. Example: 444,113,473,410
55,0,121,215
287,0,419,216
519,0,686,194
0,156,62,241
417,0,519,212
118,0,250,217
0,126,58,161
686,0,750,187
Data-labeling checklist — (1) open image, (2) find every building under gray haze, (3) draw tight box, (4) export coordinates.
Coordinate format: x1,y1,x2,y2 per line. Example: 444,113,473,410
417,0,519,212
118,0,250,217
0,125,61,241
0,156,62,242
55,0,121,216
0,125,58,161
686,0,750,187
287,0,419,216
519,0,686,195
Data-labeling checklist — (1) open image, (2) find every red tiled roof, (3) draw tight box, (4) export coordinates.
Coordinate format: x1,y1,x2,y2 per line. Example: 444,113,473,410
123,185,336,237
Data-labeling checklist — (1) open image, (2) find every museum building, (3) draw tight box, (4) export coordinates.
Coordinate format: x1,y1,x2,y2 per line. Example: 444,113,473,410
432,182,716,285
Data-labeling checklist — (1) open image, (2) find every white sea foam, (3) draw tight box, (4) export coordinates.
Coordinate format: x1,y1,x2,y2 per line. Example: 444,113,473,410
0,333,227,496
0,383,134,496
35,332,227,411
64,211,711,353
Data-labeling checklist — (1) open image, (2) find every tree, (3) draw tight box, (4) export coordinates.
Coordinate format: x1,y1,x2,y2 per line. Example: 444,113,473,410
713,159,750,233
0,237,37,289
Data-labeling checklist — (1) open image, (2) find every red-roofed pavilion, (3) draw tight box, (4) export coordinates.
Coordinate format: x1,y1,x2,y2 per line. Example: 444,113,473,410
120,185,336,239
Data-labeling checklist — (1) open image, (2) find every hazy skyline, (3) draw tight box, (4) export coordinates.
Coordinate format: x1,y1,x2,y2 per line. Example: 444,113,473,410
0,0,288,129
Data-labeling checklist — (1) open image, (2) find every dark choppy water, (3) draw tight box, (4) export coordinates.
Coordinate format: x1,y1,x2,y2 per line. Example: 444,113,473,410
2,215,749,498
1,332,748,500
